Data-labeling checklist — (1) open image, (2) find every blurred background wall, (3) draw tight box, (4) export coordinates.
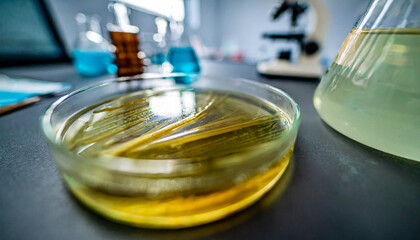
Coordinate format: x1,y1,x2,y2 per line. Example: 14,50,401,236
188,0,370,64
36,0,370,66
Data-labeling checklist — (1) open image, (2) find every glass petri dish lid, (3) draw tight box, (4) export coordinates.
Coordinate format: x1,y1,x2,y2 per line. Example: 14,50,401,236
41,75,301,228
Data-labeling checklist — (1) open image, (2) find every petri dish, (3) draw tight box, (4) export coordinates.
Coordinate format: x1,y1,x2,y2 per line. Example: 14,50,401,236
41,75,300,228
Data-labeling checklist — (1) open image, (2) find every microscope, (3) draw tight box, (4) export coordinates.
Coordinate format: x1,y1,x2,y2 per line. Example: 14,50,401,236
257,0,328,79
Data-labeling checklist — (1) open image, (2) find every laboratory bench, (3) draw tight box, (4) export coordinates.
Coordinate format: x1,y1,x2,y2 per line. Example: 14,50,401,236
0,61,419,240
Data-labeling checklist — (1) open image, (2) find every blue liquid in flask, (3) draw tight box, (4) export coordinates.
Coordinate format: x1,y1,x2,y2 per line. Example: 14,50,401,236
72,50,116,77
167,47,201,84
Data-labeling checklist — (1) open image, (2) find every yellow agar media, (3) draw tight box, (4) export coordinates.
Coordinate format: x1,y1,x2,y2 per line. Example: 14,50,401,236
60,88,293,228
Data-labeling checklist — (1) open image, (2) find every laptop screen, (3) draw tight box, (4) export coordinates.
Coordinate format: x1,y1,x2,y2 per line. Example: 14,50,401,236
0,0,68,66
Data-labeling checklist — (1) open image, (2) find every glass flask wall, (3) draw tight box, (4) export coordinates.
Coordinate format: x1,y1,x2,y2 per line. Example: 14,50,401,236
72,13,115,77
313,0,420,161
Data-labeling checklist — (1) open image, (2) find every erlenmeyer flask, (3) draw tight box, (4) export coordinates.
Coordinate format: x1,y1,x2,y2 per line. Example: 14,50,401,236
72,13,115,77
314,0,420,161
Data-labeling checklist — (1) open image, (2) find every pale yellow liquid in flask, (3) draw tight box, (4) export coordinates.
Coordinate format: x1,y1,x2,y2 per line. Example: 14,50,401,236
314,28,420,161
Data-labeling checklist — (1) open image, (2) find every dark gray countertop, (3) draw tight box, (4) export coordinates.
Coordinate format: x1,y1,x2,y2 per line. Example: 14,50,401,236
1,61,419,240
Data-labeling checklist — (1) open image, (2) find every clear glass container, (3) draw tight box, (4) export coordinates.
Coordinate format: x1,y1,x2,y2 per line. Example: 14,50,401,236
314,0,420,161
140,32,173,73
41,75,300,228
72,13,115,77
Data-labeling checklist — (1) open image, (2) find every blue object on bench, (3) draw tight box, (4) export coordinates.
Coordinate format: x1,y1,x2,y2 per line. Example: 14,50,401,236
72,49,116,77
167,46,201,84
0,75,72,108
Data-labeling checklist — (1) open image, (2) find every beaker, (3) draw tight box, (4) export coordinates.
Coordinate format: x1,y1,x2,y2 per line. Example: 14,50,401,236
314,0,420,161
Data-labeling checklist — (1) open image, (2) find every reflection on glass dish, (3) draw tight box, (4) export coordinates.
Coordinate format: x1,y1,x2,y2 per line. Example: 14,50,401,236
42,76,300,228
